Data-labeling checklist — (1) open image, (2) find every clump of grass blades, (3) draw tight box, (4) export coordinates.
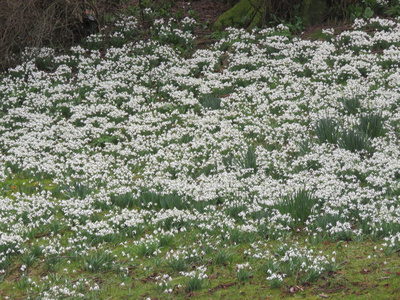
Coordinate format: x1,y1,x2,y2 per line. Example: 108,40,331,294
185,276,206,293
339,96,361,115
60,181,94,199
110,192,136,208
237,268,252,281
315,118,340,144
339,129,371,153
135,242,159,258
83,252,114,273
167,257,188,272
242,146,257,173
198,94,221,110
0,256,11,274
358,113,386,138
275,190,319,226
214,249,232,265
21,253,38,269
140,191,187,209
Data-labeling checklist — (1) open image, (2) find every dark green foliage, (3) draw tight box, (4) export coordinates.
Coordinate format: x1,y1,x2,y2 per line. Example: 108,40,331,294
167,257,188,271
358,113,386,138
185,276,204,292
242,146,257,173
159,193,186,210
60,106,73,119
339,96,361,115
275,189,318,226
226,204,247,220
91,134,122,148
302,0,326,26
21,253,38,268
44,255,62,272
198,94,221,110
0,256,11,274
135,242,159,257
315,118,340,144
110,192,136,209
62,181,94,199
339,129,371,153
139,191,187,209
214,249,232,265
237,268,252,281
29,244,43,258
84,252,114,272
159,234,174,248
178,133,193,144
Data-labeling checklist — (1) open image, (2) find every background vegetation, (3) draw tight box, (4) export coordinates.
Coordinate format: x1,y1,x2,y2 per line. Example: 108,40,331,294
0,0,124,71
2,0,400,71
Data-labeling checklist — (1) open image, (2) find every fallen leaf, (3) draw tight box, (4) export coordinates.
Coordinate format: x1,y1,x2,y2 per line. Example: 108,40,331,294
319,293,330,298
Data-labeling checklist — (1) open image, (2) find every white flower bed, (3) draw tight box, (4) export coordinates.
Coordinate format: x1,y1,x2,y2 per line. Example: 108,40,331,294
1,14,400,296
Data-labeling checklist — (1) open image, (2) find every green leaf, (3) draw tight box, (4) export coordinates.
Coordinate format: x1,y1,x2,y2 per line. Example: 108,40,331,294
364,7,374,19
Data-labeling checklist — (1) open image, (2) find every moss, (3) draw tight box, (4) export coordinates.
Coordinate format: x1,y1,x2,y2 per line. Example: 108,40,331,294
248,6,263,28
214,0,255,29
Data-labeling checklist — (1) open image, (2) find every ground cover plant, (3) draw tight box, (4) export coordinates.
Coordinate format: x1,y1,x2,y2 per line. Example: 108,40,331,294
1,8,400,299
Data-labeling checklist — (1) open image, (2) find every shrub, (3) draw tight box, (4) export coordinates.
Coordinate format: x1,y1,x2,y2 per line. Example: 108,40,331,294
0,0,122,71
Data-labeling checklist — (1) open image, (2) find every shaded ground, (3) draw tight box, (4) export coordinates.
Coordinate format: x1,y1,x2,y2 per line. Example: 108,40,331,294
176,0,230,38
120,1,357,43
